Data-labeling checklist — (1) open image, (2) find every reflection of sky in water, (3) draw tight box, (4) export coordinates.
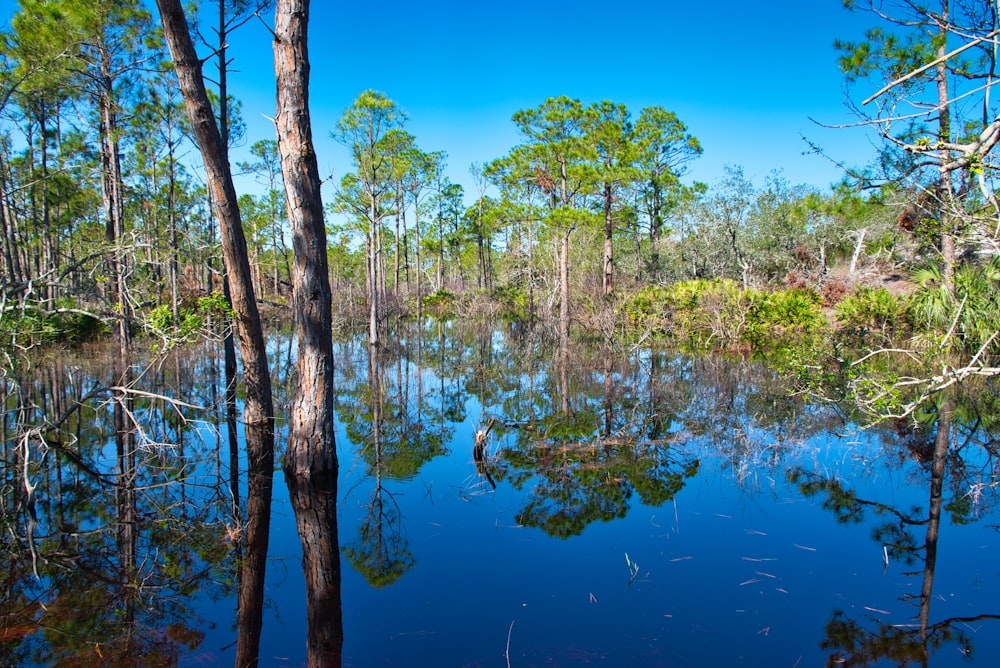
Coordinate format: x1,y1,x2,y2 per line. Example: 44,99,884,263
212,388,1000,667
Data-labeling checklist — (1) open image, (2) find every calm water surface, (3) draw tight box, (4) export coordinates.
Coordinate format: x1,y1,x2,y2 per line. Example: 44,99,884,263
4,321,999,666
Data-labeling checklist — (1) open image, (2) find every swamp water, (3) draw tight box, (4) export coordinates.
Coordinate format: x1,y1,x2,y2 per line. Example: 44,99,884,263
3,321,1000,666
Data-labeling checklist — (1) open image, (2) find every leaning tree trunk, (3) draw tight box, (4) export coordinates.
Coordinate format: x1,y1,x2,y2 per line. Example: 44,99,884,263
154,4,276,668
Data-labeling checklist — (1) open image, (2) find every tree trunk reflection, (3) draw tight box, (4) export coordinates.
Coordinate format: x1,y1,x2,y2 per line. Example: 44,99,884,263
286,472,344,667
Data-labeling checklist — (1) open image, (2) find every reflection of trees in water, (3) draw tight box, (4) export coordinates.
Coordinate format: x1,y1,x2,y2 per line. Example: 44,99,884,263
0,345,237,665
342,478,415,588
337,325,451,480
790,399,1000,666
486,339,863,538
339,335,429,586
493,341,702,538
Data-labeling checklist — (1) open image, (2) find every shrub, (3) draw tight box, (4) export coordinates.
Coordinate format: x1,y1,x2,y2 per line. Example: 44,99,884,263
618,285,668,328
491,284,531,320
835,286,908,341
909,258,1000,355
422,289,457,315
747,288,826,348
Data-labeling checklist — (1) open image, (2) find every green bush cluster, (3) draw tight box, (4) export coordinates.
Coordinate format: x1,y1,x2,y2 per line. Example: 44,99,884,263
491,284,530,320
0,300,106,347
834,286,909,342
745,288,826,347
619,279,827,351
422,289,458,315
910,258,1000,355
145,291,233,348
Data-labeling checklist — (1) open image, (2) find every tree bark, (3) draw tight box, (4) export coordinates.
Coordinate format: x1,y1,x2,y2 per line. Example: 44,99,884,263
286,473,344,667
603,181,613,297
274,5,343,661
937,0,956,294
274,0,336,478
155,3,276,667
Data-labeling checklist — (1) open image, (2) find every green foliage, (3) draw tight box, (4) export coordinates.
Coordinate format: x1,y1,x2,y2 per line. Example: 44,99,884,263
491,284,530,320
422,289,457,315
750,289,825,334
909,258,1000,356
617,285,668,329
619,280,826,352
0,301,106,347
834,286,909,341
144,291,232,349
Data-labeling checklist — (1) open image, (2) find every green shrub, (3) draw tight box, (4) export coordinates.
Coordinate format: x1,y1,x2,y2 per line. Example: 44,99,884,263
422,289,457,315
835,287,908,340
755,289,825,331
492,284,530,320
618,285,668,328
145,292,233,348
909,258,1000,354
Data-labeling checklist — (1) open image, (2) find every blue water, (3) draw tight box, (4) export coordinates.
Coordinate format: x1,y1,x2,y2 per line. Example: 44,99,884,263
9,331,1000,667
213,396,1000,666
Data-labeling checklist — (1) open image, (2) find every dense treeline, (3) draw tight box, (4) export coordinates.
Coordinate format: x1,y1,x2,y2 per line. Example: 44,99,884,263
0,0,998,417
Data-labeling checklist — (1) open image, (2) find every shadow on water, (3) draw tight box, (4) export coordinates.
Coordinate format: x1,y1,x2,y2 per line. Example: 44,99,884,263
4,319,1000,665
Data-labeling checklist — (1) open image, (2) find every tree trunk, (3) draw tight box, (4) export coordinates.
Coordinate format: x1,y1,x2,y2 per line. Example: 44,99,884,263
560,227,571,345
919,399,951,645
368,197,380,347
286,473,344,667
603,181,613,297
394,186,402,294
275,0,337,478
414,198,422,318
937,0,956,294
649,179,662,277
155,4,276,668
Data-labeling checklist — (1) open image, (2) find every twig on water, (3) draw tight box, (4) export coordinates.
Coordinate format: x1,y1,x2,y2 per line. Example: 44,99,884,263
505,619,515,668
625,552,640,589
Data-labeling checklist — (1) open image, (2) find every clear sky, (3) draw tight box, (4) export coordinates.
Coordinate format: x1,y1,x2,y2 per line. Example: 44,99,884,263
214,0,884,201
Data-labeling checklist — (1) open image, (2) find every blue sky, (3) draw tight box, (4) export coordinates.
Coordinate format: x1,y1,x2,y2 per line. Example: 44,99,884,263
215,0,883,200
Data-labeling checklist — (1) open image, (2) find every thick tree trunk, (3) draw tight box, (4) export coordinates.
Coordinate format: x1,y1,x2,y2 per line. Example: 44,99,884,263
286,473,344,667
274,5,343,659
274,0,336,478
155,4,276,668
157,0,273,429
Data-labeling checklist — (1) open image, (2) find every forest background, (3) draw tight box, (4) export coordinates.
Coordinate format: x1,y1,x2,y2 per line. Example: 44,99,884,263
1,0,999,422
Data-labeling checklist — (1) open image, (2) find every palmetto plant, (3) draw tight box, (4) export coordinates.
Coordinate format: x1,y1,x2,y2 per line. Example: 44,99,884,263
910,258,1000,358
